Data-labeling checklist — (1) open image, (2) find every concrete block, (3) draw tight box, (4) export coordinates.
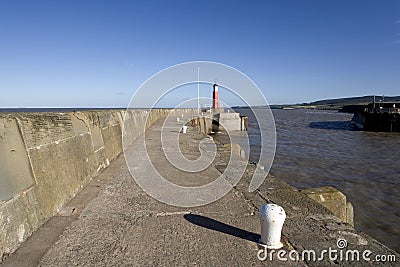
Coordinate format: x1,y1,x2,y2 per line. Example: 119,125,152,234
302,186,348,223
0,117,35,202
240,116,248,131
213,112,241,132
101,124,122,161
17,113,75,148
346,201,354,227
190,116,213,134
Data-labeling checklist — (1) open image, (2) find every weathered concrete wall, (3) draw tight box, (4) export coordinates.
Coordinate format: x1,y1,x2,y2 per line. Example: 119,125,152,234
0,108,194,261
190,116,213,134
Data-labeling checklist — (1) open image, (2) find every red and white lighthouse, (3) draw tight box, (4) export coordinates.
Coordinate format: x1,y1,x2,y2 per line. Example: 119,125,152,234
212,83,219,109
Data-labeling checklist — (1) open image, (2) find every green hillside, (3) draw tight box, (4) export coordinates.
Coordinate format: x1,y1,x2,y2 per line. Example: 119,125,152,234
270,95,400,110
308,95,400,106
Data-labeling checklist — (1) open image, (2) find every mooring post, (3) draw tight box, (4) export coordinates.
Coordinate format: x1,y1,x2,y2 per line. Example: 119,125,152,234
259,204,286,249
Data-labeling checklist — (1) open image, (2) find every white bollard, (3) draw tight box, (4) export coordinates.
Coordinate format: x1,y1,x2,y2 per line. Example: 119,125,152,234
259,204,286,249
177,117,180,122
182,126,187,133
181,114,184,118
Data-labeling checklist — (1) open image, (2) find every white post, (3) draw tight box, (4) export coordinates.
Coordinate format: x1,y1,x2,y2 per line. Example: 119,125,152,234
259,204,286,249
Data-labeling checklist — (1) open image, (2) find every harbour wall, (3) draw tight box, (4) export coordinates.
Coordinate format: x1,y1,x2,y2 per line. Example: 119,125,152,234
0,108,194,261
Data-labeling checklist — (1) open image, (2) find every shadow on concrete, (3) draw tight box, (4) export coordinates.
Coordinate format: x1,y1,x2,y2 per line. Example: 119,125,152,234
308,121,357,131
184,214,260,243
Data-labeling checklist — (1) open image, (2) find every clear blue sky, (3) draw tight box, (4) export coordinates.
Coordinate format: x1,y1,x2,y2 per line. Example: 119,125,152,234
0,0,399,107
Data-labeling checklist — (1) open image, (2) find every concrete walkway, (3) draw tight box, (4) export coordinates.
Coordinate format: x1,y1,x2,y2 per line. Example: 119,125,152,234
1,117,296,266
2,117,398,266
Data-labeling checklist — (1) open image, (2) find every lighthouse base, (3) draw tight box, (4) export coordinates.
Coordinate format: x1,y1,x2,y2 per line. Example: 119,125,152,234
213,112,247,132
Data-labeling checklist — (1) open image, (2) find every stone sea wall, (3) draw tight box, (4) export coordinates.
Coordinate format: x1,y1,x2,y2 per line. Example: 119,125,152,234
0,108,193,261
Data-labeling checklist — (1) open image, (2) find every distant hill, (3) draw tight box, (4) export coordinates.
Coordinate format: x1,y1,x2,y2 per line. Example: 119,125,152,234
307,95,400,106
270,95,400,110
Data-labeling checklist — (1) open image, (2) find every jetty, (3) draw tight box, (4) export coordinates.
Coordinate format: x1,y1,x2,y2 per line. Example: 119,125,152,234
0,108,398,266
351,102,400,132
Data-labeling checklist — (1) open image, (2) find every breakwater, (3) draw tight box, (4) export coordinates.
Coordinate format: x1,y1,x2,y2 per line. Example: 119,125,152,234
0,108,194,261
349,102,400,132
0,110,398,265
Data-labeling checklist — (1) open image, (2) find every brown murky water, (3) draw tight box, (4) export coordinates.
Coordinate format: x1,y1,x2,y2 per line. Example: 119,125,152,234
237,108,400,252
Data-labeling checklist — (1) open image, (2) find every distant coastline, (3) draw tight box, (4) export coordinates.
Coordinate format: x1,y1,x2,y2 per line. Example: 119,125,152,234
233,95,400,111
270,95,400,111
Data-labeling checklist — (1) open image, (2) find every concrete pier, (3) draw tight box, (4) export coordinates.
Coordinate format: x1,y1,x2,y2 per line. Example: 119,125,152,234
0,112,398,266
0,109,194,261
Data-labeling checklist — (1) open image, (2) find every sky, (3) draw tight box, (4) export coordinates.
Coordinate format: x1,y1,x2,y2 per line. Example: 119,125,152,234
0,0,399,107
